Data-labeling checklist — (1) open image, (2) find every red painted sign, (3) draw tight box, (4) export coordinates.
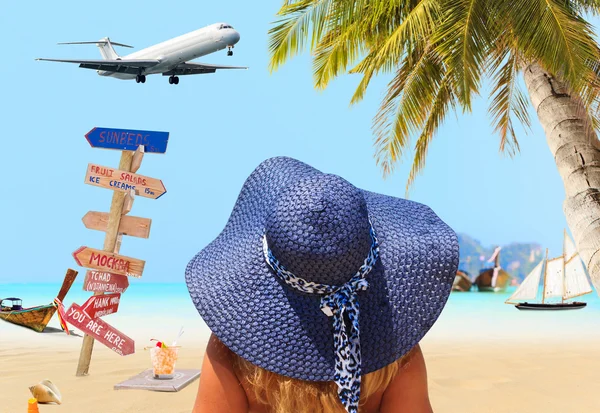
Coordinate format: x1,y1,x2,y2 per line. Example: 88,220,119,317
72,246,144,278
83,271,129,294
64,303,134,356
81,293,121,319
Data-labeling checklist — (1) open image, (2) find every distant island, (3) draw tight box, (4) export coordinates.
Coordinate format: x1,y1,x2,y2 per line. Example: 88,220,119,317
457,234,543,283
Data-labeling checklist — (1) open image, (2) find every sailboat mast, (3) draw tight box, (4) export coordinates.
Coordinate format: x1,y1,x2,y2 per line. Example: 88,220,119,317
542,248,549,304
562,229,566,303
495,247,500,268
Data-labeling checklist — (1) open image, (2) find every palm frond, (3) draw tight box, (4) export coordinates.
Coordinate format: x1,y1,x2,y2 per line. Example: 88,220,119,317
507,0,599,93
347,0,440,105
405,75,456,195
315,0,439,98
488,49,530,156
312,19,366,90
571,0,600,15
367,0,440,76
373,46,445,177
583,52,600,131
312,0,424,90
348,51,378,104
268,0,600,193
268,0,332,73
434,0,491,109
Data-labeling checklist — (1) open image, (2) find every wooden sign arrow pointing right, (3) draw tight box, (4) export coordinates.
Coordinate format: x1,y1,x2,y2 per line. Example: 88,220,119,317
65,303,134,356
84,163,166,199
83,271,129,294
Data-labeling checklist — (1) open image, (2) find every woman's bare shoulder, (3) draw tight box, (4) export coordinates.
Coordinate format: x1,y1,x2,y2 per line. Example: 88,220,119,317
379,344,433,413
192,334,249,413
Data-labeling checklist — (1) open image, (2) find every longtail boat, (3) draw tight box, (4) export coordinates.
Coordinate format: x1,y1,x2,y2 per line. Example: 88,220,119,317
474,247,512,292
0,269,78,332
452,270,473,292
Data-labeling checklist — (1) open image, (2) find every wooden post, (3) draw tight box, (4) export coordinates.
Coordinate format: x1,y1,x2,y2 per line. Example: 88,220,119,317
76,150,135,376
131,145,145,174
122,189,135,215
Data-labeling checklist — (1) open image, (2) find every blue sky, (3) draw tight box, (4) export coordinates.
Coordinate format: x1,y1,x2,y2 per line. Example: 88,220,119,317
1,1,589,282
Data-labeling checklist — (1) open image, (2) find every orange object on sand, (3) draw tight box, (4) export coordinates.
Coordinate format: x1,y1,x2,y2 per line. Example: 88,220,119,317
28,398,39,413
150,346,180,378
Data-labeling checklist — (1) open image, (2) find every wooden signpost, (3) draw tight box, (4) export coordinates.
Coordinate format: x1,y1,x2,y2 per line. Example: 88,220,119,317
67,127,168,376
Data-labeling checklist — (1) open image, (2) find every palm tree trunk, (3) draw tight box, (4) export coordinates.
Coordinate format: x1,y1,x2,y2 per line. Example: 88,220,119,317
524,62,600,295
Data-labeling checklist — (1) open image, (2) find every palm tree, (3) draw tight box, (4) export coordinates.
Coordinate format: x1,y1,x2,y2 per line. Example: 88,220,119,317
268,0,600,293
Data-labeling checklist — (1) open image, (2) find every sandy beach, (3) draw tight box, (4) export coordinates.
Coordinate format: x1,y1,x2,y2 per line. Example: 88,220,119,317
2,289,600,413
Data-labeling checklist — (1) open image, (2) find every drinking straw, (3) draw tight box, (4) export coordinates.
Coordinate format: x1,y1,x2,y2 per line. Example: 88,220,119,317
172,326,184,346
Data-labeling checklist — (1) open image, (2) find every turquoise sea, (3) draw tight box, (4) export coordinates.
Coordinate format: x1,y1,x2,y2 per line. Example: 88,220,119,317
3,282,599,306
0,282,191,303
2,282,600,343
0,282,200,324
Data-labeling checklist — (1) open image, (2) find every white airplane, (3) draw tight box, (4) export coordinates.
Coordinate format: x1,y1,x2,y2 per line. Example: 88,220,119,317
36,23,245,85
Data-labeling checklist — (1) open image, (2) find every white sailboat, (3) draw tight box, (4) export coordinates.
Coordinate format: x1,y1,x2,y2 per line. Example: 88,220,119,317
505,230,593,310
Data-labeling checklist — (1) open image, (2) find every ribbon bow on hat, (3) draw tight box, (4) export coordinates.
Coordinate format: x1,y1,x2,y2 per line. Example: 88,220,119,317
263,223,380,413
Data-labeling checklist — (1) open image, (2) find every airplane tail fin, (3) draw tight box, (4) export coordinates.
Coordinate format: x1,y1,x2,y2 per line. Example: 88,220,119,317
58,37,133,60
97,37,120,60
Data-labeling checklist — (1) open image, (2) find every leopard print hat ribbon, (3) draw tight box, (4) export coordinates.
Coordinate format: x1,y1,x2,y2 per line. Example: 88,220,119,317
262,223,380,413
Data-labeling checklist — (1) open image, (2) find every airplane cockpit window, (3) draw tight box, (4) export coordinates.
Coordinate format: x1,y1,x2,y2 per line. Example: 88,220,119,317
218,24,234,30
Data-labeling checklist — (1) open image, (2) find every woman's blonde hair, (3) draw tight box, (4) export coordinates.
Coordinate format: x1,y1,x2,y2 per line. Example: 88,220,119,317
231,352,406,413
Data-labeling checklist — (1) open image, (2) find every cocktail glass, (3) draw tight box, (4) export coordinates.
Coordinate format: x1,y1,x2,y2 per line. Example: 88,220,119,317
150,346,179,379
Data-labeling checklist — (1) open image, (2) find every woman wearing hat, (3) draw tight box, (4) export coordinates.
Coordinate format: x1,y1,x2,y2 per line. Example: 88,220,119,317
186,157,459,413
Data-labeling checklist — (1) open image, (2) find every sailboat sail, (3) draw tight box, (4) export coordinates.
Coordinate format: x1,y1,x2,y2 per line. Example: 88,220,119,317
505,260,543,303
564,232,578,262
564,256,593,299
544,257,564,299
508,231,595,309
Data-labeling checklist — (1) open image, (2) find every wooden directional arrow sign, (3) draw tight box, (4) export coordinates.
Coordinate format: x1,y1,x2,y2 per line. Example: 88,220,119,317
84,163,166,199
73,246,144,278
65,303,134,356
83,271,129,294
85,127,169,153
82,211,151,239
81,293,121,319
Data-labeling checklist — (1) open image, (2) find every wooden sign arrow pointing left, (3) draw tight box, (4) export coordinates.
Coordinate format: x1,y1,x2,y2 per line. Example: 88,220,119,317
84,163,166,199
81,293,121,319
73,246,144,278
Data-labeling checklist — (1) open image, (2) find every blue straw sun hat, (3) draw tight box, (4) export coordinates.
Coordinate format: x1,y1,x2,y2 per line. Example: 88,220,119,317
185,156,459,413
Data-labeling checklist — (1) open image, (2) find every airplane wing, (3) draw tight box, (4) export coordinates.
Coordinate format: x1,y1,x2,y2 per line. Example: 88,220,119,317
36,58,160,74
162,62,248,76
